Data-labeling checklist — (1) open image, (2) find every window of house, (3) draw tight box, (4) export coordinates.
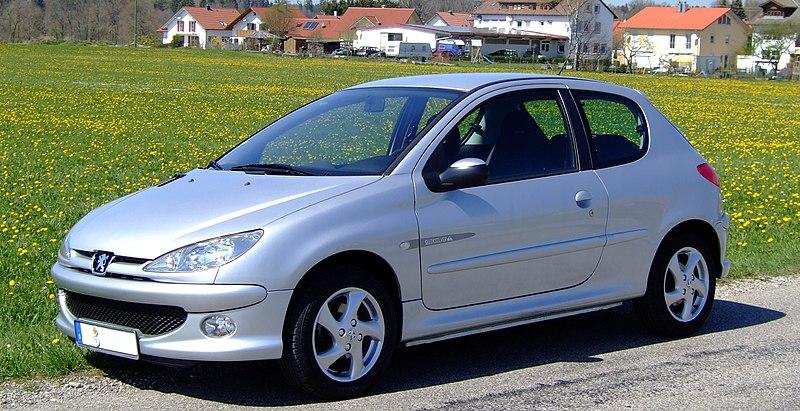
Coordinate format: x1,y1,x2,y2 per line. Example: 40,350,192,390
686,34,691,48
189,21,196,32
516,20,522,27
541,21,545,25
557,42,565,53
583,22,591,32
574,90,647,168
593,43,599,53
594,22,601,32
669,34,676,48
423,89,576,187
765,9,784,16
247,22,257,31
540,40,550,52
725,35,730,44
594,3,600,13
582,43,589,52
717,15,731,24
387,33,402,41
710,35,715,43
600,43,607,53
177,21,185,32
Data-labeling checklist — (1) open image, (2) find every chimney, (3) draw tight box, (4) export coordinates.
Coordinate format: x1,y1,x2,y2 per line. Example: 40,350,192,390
678,2,689,13
448,9,454,15
334,10,338,17
206,5,212,11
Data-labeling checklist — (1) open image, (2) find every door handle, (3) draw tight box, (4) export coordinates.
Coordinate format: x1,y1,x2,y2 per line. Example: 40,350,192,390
575,190,592,209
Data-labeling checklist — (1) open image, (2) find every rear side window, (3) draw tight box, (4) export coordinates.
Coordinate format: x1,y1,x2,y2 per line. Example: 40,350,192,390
573,91,647,168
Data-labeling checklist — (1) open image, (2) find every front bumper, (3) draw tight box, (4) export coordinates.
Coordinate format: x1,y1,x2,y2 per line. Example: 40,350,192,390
52,263,291,362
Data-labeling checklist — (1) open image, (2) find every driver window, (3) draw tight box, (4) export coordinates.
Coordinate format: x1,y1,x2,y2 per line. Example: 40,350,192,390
424,89,577,189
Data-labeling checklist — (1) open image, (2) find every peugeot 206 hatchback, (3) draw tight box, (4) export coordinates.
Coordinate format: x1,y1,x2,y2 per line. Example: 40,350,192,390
54,73,730,399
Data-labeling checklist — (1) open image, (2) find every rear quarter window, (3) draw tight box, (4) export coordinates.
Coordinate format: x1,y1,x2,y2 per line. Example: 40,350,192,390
573,90,648,168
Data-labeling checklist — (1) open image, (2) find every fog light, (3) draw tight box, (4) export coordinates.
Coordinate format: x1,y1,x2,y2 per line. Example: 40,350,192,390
201,314,237,338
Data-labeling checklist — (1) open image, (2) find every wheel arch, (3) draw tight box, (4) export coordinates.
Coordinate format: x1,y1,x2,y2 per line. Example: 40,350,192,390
658,219,722,277
289,250,403,342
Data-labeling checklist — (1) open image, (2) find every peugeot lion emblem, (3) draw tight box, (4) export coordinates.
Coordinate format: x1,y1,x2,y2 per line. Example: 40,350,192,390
91,251,115,275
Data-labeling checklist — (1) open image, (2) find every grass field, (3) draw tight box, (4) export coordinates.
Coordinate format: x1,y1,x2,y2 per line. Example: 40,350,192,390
1,44,799,380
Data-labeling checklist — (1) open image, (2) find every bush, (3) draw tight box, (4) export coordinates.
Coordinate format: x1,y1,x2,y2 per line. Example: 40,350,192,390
169,35,183,48
136,35,161,47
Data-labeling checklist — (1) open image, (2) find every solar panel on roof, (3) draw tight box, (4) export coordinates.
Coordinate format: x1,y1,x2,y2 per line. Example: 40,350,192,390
303,21,318,30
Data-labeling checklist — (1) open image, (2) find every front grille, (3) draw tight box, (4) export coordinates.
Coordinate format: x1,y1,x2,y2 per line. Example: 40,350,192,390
74,250,150,265
65,291,187,336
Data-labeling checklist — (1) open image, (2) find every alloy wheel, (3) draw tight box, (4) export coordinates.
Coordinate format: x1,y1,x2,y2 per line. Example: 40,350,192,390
663,246,710,322
312,287,385,382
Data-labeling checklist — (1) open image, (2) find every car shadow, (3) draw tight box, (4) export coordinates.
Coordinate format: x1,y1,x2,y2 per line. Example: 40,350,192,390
88,299,785,406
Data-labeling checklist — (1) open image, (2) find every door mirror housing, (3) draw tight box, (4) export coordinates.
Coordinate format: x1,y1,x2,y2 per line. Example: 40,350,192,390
439,158,489,190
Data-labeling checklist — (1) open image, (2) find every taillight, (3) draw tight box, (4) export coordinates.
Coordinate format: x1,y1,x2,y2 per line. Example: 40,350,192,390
697,163,720,187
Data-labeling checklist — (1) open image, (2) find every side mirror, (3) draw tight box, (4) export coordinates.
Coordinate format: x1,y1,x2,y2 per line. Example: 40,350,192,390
439,158,489,190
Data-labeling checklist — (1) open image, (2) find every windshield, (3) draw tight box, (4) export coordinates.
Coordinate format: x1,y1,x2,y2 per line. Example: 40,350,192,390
217,87,463,176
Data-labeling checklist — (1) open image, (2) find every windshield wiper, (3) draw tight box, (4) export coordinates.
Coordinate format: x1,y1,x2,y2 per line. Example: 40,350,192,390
207,160,222,170
228,163,316,176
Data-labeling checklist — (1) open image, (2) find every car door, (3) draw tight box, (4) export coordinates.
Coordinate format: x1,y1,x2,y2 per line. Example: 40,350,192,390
413,85,609,310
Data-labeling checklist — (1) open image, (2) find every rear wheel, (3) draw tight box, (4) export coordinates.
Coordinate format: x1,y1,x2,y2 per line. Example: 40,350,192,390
635,234,717,336
281,267,396,399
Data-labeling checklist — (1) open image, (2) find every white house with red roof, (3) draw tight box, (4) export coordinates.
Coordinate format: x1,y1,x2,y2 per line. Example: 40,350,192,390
617,4,749,72
159,6,241,49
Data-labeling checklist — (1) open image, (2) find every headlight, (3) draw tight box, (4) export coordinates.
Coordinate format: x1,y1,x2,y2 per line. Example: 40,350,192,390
58,233,71,260
144,230,263,273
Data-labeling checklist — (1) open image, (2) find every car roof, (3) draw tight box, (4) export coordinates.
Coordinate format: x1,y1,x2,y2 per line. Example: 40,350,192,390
348,73,604,92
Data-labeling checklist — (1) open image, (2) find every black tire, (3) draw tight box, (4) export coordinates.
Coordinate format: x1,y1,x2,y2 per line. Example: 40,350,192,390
634,233,717,337
280,266,397,400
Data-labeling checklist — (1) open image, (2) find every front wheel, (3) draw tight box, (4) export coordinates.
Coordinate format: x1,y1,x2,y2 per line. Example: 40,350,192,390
635,234,717,336
281,268,396,399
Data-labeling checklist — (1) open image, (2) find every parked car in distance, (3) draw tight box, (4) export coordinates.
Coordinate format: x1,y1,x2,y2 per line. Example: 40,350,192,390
354,46,385,57
53,73,729,400
488,48,520,59
332,47,352,56
397,42,431,59
436,43,463,57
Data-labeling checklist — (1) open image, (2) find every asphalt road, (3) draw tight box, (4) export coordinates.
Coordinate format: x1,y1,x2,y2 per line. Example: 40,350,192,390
3,276,799,410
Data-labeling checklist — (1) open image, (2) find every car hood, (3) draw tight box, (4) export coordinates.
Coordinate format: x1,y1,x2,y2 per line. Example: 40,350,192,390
68,169,380,259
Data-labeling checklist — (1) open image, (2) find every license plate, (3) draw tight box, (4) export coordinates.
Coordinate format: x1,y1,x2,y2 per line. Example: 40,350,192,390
74,320,139,359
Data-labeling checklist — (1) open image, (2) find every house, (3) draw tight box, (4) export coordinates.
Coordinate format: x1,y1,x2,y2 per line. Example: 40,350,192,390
227,6,306,50
355,23,569,57
426,11,472,27
159,6,241,49
617,5,749,73
747,0,800,72
283,7,421,54
471,0,616,59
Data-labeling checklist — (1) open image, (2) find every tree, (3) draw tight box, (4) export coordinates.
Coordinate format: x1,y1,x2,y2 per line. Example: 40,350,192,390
753,21,800,73
558,0,604,73
615,30,651,73
1,0,44,42
169,0,194,12
731,0,746,20
303,0,313,16
260,1,293,38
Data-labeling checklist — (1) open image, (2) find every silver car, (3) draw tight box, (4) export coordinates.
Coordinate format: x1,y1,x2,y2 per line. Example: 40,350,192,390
53,73,730,399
